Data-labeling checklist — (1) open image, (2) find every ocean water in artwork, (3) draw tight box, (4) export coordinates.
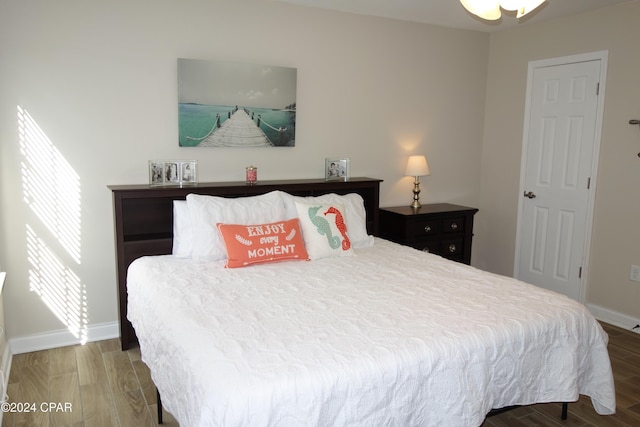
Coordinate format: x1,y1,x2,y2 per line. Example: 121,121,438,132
179,103,296,147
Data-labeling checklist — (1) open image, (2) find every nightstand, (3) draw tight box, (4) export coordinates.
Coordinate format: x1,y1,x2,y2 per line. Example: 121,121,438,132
379,204,478,264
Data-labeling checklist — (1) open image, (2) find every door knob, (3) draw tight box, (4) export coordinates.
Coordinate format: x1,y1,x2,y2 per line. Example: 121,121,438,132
524,191,537,199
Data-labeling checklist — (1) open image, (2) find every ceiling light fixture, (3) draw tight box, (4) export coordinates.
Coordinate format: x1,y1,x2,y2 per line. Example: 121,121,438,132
460,0,547,20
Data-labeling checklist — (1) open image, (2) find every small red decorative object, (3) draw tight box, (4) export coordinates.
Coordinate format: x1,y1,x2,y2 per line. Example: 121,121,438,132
246,166,257,184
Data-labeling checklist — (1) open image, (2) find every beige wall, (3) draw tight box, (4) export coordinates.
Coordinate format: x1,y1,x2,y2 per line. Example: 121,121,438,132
0,0,488,349
476,1,640,322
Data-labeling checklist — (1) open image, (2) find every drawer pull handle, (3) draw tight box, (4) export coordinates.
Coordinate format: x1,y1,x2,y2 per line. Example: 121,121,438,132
424,225,431,233
448,244,457,253
450,223,458,230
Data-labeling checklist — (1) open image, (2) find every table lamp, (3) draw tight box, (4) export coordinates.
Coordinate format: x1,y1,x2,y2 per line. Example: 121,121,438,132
405,155,430,209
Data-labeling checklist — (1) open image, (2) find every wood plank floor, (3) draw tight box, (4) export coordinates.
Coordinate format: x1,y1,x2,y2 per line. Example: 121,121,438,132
1,322,639,427
2,339,177,427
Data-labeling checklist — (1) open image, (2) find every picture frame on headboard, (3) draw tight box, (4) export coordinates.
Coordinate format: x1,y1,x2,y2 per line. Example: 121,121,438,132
149,160,198,186
325,158,350,181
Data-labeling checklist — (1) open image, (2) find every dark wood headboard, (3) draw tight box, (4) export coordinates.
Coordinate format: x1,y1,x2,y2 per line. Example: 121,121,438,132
109,177,382,350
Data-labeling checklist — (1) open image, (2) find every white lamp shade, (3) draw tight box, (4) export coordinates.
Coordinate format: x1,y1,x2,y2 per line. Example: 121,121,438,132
460,0,501,20
405,155,430,177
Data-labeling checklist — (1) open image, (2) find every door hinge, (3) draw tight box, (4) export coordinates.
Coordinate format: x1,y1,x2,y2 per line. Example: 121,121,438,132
579,267,582,278
596,82,600,95
587,177,591,189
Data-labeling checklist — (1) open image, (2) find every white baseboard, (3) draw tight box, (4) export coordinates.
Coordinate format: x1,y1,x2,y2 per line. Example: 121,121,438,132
9,322,120,355
586,303,640,333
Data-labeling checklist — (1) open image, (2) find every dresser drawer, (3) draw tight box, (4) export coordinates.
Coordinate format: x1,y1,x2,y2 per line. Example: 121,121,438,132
407,216,465,236
439,237,464,260
442,217,465,233
407,219,442,236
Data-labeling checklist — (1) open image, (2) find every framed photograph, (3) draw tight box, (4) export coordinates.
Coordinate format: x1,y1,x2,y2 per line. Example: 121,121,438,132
149,160,198,186
178,58,297,148
325,158,350,181
180,160,197,184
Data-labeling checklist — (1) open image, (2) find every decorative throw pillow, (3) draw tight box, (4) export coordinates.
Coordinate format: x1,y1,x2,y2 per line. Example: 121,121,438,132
186,191,288,261
217,218,309,268
282,192,374,248
294,201,354,260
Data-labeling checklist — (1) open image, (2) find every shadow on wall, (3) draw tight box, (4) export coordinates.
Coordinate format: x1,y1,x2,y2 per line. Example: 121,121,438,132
17,105,88,343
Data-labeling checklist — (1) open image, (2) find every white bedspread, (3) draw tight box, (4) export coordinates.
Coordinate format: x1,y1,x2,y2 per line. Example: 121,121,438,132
127,238,615,427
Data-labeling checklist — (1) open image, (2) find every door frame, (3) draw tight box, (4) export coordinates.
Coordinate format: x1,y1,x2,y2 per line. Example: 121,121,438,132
514,50,608,302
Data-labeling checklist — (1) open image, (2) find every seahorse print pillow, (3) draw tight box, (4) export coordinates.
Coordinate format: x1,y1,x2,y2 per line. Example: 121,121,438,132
294,201,354,260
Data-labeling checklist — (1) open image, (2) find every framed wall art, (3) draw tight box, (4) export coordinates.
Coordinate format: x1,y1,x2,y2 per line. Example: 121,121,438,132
325,158,350,181
149,160,198,186
178,58,297,148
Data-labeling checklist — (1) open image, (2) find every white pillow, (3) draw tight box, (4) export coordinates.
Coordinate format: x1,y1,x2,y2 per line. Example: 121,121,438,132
283,192,373,248
187,191,288,261
172,200,193,258
295,201,354,259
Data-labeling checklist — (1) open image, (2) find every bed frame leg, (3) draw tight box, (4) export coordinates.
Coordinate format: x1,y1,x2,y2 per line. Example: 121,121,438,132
157,388,164,424
561,402,568,420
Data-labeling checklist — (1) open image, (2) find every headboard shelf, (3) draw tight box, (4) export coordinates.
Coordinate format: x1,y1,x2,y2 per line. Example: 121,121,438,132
109,176,380,194
109,177,382,350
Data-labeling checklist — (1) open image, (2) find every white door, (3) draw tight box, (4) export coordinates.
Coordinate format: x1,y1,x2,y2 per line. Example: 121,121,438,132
515,52,607,302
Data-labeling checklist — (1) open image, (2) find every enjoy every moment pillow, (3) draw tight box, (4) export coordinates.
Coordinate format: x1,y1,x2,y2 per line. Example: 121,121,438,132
217,218,309,268
294,201,354,260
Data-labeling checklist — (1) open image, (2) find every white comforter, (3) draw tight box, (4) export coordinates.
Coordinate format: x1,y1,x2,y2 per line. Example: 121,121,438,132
127,238,615,427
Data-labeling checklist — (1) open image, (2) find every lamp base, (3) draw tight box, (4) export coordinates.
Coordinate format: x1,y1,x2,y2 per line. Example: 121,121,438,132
410,176,422,209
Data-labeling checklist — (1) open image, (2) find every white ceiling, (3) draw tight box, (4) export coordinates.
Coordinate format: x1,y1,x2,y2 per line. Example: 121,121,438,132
272,0,631,32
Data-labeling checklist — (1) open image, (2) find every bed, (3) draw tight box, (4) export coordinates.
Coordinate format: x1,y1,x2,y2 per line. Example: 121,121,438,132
110,178,616,427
